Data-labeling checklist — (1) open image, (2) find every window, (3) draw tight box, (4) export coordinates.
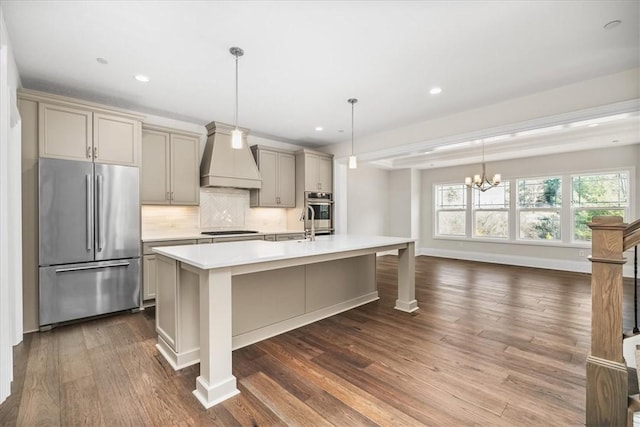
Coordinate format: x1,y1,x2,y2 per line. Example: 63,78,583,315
433,169,631,245
572,172,629,242
435,184,466,236
473,182,510,238
517,177,562,241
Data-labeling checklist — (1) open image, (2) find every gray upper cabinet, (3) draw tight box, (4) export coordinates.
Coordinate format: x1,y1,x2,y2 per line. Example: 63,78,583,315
250,145,295,208
141,125,200,206
298,150,333,193
39,101,141,166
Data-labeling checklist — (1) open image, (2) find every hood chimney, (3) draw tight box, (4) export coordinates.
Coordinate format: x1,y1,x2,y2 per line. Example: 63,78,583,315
200,121,262,189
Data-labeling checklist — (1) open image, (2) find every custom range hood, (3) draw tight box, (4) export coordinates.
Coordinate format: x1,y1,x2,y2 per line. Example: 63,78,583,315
200,121,262,189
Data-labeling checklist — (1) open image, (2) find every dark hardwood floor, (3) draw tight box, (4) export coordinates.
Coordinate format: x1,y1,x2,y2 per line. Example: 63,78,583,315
1,256,632,426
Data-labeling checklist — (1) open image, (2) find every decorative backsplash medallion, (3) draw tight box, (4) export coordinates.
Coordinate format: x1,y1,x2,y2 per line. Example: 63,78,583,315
200,188,247,229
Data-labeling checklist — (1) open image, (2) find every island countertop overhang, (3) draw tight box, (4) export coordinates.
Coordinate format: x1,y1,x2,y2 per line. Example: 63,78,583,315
152,234,416,271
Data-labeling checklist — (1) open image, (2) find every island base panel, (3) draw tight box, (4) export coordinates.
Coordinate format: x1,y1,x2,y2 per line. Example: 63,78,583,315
156,336,200,370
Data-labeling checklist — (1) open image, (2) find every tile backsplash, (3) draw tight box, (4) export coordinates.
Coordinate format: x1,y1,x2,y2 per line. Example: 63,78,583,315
141,205,199,234
200,188,247,229
142,188,291,233
200,188,288,231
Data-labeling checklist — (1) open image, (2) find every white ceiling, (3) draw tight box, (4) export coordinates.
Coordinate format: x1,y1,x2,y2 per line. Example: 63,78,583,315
3,1,639,162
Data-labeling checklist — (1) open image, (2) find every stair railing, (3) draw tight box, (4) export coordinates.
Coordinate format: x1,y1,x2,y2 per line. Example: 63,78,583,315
586,215,638,426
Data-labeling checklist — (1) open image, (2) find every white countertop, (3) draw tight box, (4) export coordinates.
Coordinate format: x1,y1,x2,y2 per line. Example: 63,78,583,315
153,234,414,270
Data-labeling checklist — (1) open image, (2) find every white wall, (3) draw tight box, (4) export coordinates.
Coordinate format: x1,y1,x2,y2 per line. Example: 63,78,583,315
346,165,389,235
420,144,639,274
0,3,22,405
389,169,413,238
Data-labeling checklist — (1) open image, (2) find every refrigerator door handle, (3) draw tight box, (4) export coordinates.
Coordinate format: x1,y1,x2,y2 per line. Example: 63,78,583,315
86,174,92,251
55,262,131,273
97,174,103,251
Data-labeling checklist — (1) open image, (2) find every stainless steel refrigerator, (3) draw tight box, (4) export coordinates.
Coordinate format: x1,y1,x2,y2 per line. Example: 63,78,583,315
38,157,140,327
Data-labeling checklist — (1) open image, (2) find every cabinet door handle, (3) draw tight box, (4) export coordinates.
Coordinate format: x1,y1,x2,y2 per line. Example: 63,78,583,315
86,146,92,159
56,262,130,273
86,174,93,250
166,192,170,200
171,191,174,200
96,174,103,251
93,146,98,159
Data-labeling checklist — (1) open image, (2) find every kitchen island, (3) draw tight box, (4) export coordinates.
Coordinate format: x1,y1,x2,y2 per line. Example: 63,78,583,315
153,234,417,408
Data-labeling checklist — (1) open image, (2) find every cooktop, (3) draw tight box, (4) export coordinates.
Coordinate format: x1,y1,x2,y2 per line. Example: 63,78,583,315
200,230,260,236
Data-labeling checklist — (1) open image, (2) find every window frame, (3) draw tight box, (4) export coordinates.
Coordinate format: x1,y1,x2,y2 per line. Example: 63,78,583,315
433,183,467,237
570,171,630,243
471,181,510,239
516,176,563,242
431,167,633,248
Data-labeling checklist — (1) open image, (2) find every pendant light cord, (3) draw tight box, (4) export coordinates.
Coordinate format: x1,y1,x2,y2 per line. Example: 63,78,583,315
351,102,355,155
234,54,239,129
348,98,358,155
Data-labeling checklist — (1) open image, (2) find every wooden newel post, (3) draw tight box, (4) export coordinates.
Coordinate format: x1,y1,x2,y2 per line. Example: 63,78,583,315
586,215,628,426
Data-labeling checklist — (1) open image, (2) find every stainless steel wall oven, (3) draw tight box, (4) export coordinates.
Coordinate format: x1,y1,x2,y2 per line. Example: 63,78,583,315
304,192,333,234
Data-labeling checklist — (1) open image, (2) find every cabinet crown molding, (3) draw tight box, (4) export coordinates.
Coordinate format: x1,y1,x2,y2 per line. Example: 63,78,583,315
295,148,334,158
18,88,145,121
205,121,250,136
142,123,203,139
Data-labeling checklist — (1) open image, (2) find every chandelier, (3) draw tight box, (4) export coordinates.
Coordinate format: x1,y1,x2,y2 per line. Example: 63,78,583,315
465,140,501,192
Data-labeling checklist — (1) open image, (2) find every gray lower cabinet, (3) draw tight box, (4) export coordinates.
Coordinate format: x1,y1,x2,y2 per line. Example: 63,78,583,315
142,239,196,305
141,235,265,305
264,233,305,242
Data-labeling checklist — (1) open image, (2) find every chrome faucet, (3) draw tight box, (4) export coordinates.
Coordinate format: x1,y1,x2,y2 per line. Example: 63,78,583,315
299,206,316,241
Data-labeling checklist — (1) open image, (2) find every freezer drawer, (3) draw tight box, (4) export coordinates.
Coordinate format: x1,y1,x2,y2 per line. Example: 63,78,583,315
39,258,140,326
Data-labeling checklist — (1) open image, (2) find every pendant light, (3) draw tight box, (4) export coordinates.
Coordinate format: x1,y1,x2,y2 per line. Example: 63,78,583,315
230,47,244,149
465,140,501,192
348,98,358,169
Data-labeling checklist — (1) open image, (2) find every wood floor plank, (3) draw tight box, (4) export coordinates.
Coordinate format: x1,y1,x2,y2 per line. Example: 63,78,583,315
222,381,287,427
4,255,621,425
86,344,148,426
240,371,332,427
15,332,60,427
258,338,425,426
57,324,93,384
60,375,106,426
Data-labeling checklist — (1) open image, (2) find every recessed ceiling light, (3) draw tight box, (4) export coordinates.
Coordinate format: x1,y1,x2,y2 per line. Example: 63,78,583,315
429,87,442,95
96,57,108,65
587,123,599,127
315,126,323,132
134,74,150,83
604,20,622,30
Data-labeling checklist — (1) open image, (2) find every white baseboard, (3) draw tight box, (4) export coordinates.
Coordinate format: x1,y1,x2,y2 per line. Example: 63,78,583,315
417,247,636,278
